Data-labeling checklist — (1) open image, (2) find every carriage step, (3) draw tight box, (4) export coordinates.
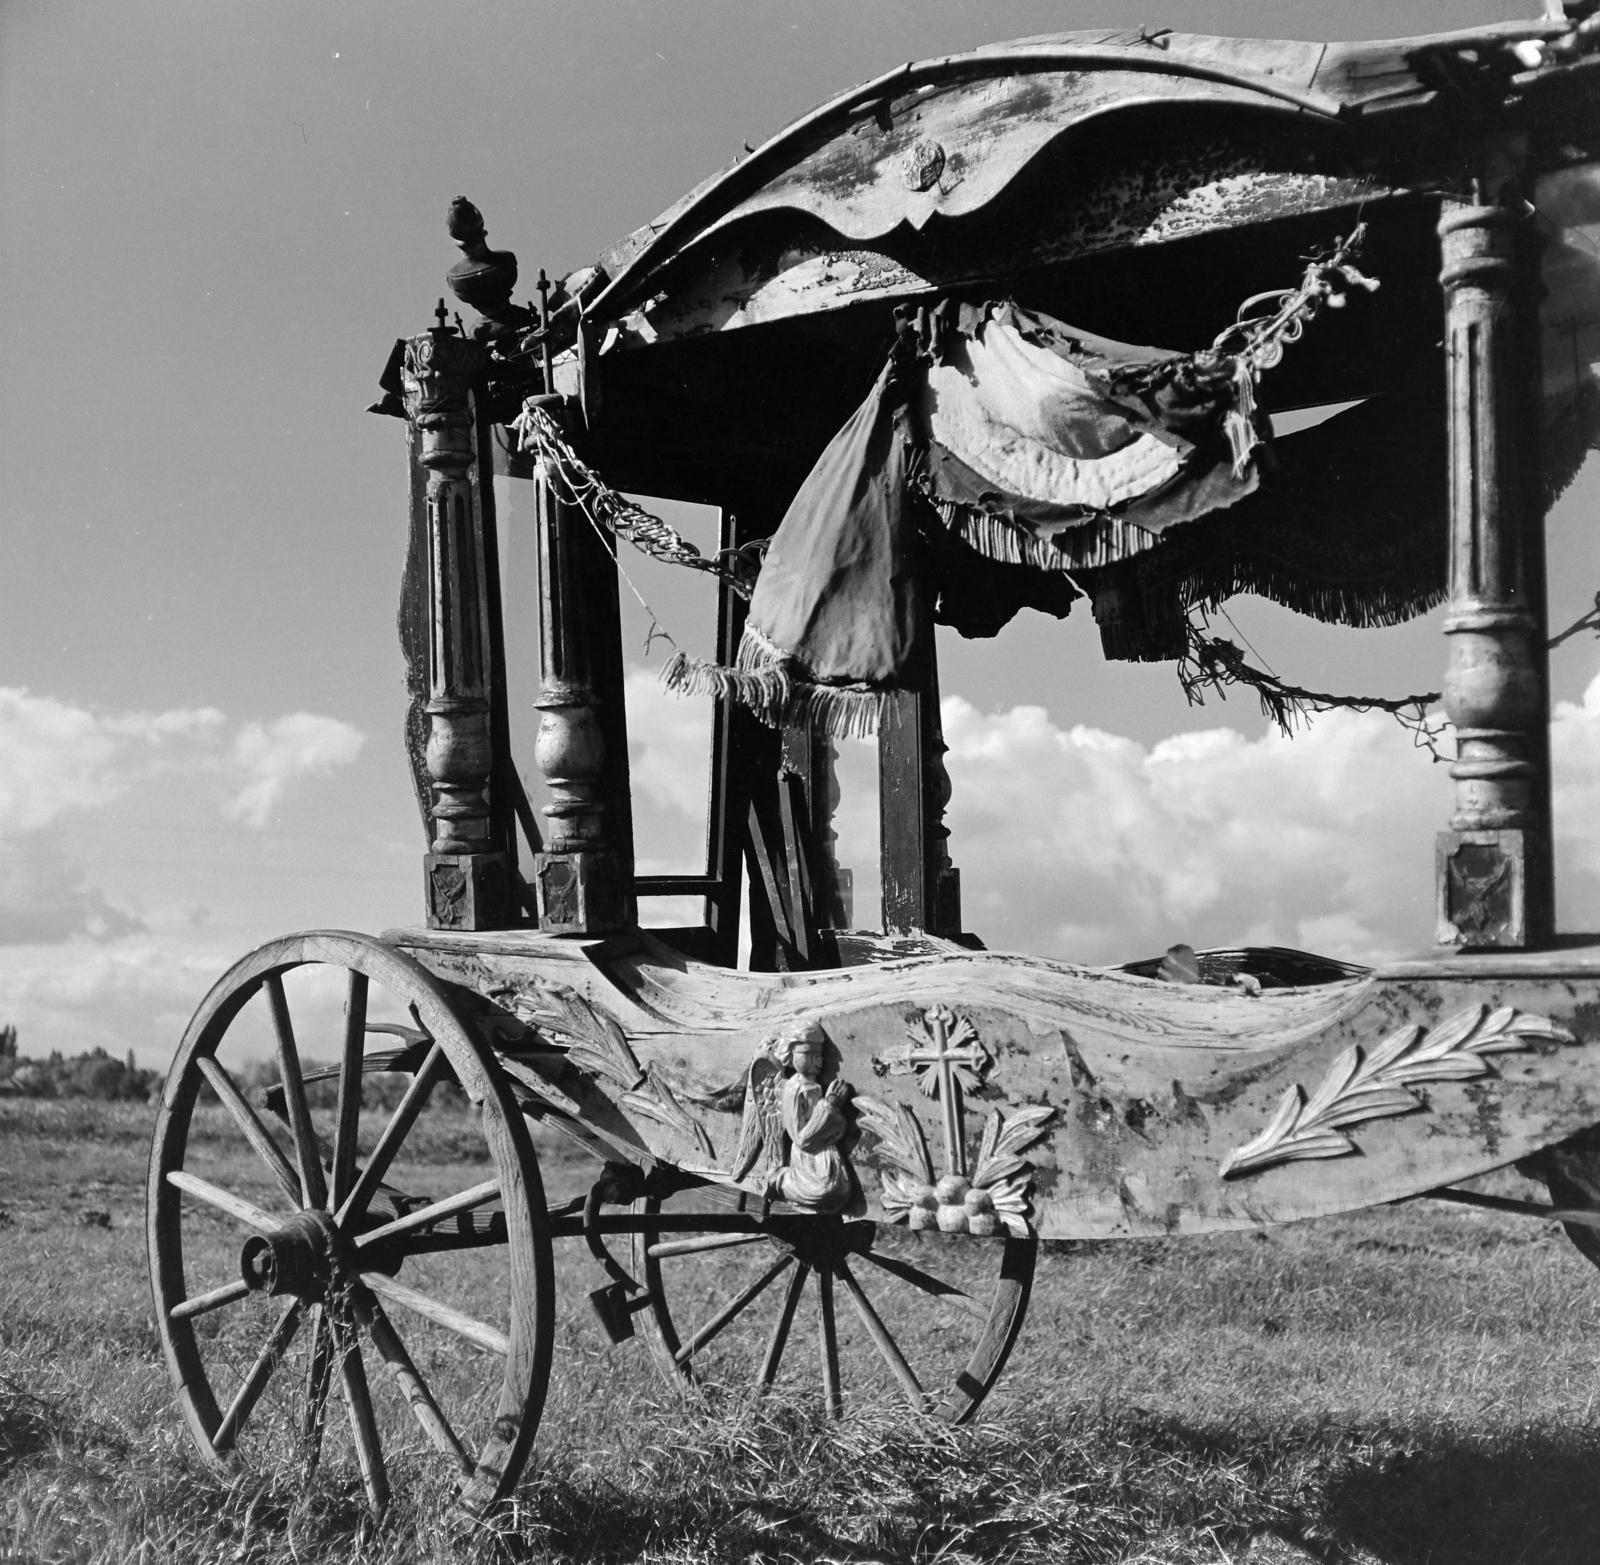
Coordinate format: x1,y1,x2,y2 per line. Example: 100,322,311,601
588,1280,651,1344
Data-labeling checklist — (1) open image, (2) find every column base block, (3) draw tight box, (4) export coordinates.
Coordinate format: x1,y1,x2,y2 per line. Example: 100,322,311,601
425,852,510,931
535,849,631,934
1436,829,1550,949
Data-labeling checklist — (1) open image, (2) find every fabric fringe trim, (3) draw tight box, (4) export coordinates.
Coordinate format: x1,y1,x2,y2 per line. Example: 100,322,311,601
934,497,1443,651
934,499,1159,572
660,626,893,739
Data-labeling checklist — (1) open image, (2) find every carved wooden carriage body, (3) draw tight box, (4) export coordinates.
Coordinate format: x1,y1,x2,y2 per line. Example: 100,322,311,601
149,15,1600,1518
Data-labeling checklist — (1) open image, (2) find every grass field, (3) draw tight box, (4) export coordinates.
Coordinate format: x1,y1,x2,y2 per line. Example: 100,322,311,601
6,1095,1600,1564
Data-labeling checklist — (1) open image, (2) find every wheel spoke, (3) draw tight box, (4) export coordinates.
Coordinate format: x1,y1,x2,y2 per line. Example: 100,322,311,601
338,1337,390,1515
335,1042,445,1228
836,1259,927,1413
168,1170,280,1232
858,1250,987,1322
264,974,328,1210
647,1232,770,1260
360,1271,510,1356
169,1278,252,1322
757,1262,809,1393
673,1253,794,1366
300,1304,334,1480
214,1299,303,1453
330,970,369,1211
358,1290,473,1476
196,1057,300,1206
817,1268,841,1419
353,1178,501,1252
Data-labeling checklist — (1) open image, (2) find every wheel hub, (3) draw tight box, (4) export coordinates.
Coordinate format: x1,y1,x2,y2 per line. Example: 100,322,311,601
766,1215,875,1272
240,1210,345,1299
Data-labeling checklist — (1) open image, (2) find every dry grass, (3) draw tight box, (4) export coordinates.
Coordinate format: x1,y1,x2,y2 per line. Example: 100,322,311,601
5,1097,1600,1563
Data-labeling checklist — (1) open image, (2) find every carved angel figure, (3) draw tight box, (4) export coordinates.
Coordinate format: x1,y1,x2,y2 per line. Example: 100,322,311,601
730,1020,855,1213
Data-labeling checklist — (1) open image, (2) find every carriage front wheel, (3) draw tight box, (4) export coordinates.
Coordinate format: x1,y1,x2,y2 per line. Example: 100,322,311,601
147,931,554,1518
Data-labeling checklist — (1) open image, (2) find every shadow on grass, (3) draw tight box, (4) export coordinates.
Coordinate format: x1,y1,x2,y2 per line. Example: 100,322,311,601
473,1406,1600,1565
0,1378,60,1475
1319,1429,1600,1565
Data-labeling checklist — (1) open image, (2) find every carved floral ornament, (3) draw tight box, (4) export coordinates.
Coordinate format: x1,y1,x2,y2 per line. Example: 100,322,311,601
858,1005,1053,1237
1220,1003,1576,1179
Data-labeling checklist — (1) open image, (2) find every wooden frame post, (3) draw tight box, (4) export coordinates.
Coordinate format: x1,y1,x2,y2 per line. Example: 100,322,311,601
879,636,961,939
530,395,634,933
401,312,511,930
1436,193,1554,948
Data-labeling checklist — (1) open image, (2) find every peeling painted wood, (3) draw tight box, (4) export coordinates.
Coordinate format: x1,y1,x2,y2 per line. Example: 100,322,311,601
612,141,1394,351
393,927,1600,1245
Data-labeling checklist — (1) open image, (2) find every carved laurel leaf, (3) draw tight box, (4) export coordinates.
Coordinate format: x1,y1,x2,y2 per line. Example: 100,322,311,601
878,1170,922,1222
1312,1085,1422,1129
1410,1003,1487,1062
976,1110,1002,1172
974,1152,1028,1185
855,1096,934,1185
1352,1023,1424,1083
1301,1043,1360,1124
971,1106,1055,1193
1221,1004,1575,1180
1221,1084,1305,1177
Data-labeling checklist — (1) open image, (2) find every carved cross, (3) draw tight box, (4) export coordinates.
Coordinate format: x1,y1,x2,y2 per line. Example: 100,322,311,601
898,1006,988,1179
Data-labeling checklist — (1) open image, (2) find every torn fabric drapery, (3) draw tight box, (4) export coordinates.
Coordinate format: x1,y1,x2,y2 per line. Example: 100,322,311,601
663,235,1391,736
663,300,1264,733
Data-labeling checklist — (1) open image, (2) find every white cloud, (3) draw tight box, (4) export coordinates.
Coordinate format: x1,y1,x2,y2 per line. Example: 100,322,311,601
0,936,236,1065
224,713,366,829
1554,674,1600,917
635,669,1600,967
0,687,225,834
0,688,367,946
625,668,713,819
930,699,1449,964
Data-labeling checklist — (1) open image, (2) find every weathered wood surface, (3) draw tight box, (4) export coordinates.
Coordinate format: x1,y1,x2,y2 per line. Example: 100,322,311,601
1434,190,1554,948
391,927,1600,1244
148,932,555,1518
683,71,1347,246
399,319,510,929
606,149,1394,353
585,20,1587,328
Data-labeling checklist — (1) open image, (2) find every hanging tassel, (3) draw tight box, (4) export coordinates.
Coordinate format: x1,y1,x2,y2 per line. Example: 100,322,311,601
1224,358,1261,478
660,626,894,739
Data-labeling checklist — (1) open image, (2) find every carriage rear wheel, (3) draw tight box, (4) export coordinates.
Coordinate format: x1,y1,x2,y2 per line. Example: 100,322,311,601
630,1197,1035,1422
147,931,553,1519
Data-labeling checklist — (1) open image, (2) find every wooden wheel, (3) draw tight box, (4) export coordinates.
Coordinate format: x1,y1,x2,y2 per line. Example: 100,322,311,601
1536,1132,1600,1272
147,931,554,1519
629,1197,1035,1422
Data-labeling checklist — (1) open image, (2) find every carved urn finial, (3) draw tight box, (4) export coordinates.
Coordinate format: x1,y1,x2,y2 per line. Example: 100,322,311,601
445,196,532,343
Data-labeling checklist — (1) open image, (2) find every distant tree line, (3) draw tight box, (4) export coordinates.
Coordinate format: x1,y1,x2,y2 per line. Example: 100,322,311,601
0,1024,466,1112
0,1026,159,1100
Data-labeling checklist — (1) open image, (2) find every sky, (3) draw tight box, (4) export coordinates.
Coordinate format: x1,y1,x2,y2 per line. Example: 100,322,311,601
2,0,1598,1066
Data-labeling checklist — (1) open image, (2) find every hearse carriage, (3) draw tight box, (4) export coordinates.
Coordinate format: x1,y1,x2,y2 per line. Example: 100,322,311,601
148,11,1600,1519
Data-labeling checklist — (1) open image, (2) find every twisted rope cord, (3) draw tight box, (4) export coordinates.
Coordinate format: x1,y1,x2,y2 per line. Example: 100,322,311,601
513,405,756,599
1177,619,1447,756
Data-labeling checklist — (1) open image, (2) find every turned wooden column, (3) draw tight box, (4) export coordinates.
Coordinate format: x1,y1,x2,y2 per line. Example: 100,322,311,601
1436,198,1554,948
401,310,511,929
530,395,633,933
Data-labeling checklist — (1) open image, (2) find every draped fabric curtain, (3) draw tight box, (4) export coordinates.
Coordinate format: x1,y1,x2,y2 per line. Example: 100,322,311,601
664,291,1586,738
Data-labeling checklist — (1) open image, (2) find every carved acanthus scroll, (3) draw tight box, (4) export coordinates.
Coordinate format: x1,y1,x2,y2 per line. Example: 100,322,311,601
1220,1003,1575,1179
